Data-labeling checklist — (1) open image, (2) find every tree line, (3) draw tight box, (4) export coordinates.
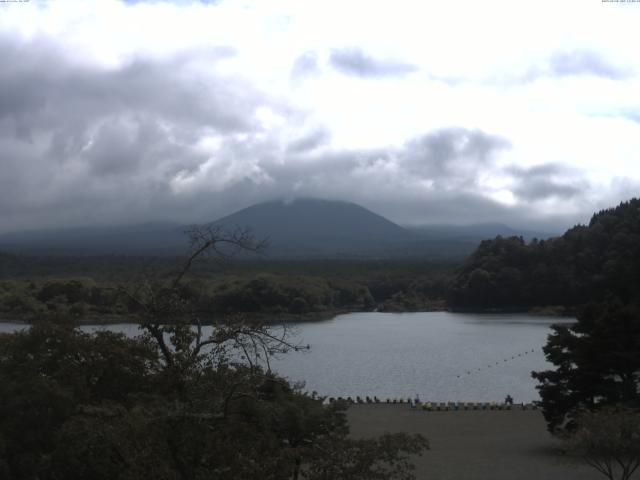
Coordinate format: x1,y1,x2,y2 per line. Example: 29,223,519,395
0,261,453,321
450,198,640,310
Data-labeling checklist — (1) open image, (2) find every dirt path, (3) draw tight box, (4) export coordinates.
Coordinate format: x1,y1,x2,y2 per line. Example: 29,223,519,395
347,404,602,480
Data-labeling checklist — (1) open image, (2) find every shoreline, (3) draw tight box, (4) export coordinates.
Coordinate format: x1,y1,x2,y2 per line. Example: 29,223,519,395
448,305,575,317
0,305,575,326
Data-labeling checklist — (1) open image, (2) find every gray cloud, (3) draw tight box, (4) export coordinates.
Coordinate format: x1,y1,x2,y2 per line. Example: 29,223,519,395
515,49,632,84
506,163,587,201
268,128,510,199
0,41,248,139
548,50,629,79
623,111,640,124
515,179,583,201
329,48,417,78
0,34,276,232
403,128,511,177
248,128,531,228
0,33,617,236
286,128,331,153
290,51,320,81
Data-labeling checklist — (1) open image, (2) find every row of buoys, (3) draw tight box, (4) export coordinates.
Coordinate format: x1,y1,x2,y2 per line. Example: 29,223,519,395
418,401,538,411
455,348,538,379
328,396,406,404
325,397,539,410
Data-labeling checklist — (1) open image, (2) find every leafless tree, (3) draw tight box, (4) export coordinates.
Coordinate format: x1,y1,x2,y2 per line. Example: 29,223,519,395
116,225,302,374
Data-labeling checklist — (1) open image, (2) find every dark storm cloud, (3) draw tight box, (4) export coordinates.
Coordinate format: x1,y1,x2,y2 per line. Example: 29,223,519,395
506,163,586,201
329,48,417,78
0,33,275,232
0,39,245,135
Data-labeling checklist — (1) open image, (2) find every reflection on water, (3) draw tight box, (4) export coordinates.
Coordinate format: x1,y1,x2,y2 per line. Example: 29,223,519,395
0,311,572,402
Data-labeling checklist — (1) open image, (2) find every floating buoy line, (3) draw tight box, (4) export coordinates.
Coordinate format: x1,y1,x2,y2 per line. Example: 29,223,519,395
454,348,539,379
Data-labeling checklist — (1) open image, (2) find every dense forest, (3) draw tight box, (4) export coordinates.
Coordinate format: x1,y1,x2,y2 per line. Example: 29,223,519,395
2,198,639,321
450,198,640,310
0,257,452,322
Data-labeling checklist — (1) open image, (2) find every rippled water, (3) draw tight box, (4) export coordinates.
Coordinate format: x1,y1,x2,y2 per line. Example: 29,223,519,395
0,312,572,403
269,312,573,403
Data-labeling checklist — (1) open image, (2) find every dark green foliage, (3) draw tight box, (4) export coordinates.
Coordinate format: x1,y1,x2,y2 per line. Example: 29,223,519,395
206,274,375,314
565,407,640,480
0,320,158,479
0,252,168,279
0,258,454,320
450,198,640,309
0,319,427,480
37,279,92,303
532,302,640,434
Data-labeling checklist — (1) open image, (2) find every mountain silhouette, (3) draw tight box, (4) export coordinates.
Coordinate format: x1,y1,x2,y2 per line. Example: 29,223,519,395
211,198,416,257
0,198,554,258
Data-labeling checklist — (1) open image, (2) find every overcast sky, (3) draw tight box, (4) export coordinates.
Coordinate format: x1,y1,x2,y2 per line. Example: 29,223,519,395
1,0,639,234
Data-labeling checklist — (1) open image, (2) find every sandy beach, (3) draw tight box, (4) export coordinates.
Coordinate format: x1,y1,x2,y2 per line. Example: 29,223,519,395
347,404,602,480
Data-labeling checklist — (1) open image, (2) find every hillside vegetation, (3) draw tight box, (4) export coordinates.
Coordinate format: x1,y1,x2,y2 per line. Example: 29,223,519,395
0,259,453,322
450,198,640,310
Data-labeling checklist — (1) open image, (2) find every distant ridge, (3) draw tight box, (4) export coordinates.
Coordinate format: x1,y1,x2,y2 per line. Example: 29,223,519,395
0,198,555,258
406,223,554,242
0,223,186,256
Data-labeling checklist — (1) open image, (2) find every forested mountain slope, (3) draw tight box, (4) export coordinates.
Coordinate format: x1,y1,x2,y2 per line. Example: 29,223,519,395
449,198,640,309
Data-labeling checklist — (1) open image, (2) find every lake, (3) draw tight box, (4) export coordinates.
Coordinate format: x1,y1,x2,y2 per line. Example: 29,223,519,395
0,312,572,403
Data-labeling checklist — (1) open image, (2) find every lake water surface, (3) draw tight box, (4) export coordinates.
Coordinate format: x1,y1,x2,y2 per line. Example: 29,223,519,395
0,312,572,403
